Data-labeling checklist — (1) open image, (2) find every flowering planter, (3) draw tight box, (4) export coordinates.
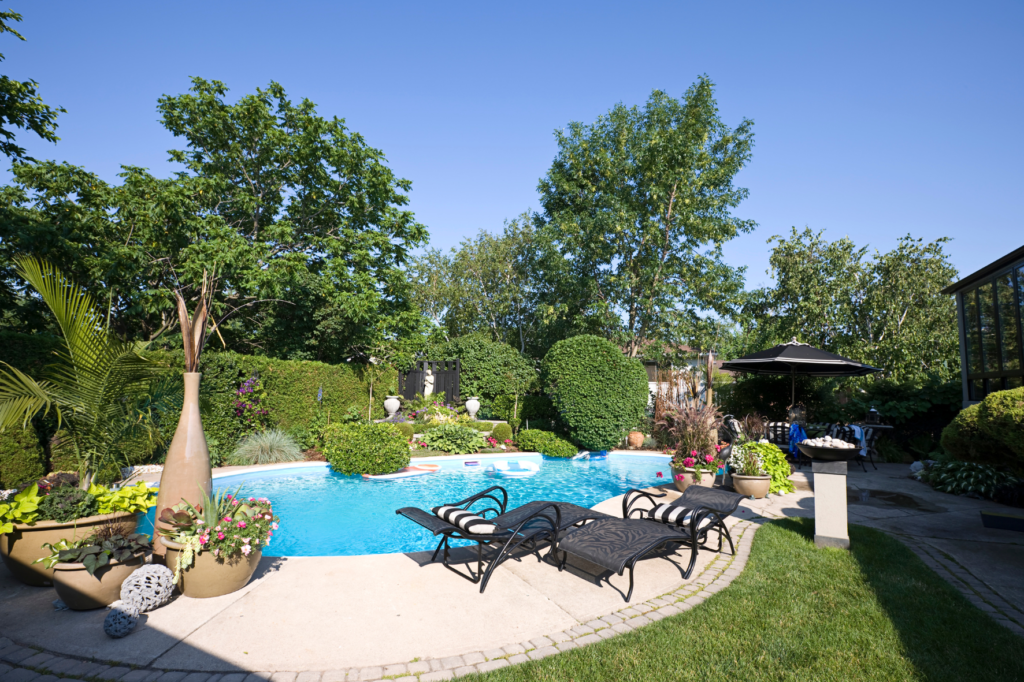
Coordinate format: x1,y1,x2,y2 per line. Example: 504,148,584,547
732,474,771,499
161,537,261,598
52,553,147,610
671,467,716,492
0,511,139,587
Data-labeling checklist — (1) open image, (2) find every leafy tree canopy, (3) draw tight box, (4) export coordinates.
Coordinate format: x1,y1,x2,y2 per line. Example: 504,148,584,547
537,77,755,358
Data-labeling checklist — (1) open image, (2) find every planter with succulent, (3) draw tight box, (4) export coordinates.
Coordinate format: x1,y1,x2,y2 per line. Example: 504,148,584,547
728,444,771,499
36,524,151,610
0,480,156,586
159,486,279,598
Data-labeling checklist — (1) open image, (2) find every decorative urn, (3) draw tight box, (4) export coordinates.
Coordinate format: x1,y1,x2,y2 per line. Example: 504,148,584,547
465,397,481,419
384,396,402,418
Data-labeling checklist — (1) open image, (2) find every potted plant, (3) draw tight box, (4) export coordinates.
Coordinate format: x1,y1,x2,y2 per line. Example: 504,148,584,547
672,449,724,491
0,480,156,586
728,444,771,499
656,400,724,492
36,525,151,610
158,486,279,598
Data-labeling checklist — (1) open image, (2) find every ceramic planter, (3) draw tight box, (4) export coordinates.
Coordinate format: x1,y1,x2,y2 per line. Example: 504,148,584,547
465,397,481,419
383,396,402,417
51,553,147,610
671,467,717,492
732,474,771,499
0,511,139,586
161,537,261,598
153,372,212,557
627,431,644,448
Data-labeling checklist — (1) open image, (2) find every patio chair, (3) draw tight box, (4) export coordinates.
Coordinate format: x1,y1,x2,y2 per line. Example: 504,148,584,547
556,486,745,602
396,485,609,593
767,421,791,450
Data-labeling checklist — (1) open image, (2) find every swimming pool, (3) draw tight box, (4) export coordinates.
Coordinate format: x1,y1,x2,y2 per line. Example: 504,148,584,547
150,453,671,557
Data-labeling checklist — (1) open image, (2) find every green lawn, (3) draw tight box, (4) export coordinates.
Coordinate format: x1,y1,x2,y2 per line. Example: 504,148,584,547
468,518,1024,682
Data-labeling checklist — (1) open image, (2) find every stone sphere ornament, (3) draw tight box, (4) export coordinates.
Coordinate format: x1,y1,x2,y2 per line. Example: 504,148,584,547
120,564,175,613
103,602,139,639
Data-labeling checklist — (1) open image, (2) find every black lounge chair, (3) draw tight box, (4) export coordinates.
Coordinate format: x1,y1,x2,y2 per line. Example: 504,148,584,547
557,486,745,602
396,485,609,593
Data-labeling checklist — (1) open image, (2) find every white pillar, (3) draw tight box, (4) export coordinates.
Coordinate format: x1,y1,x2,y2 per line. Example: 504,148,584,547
812,461,850,549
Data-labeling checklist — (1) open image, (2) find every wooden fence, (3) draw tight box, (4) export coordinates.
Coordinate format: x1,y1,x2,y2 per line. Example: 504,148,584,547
398,359,461,403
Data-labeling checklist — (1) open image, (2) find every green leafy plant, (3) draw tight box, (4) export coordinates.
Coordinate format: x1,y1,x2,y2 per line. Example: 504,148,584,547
468,421,493,432
91,481,157,515
491,423,513,442
736,442,794,494
37,530,151,575
422,423,486,455
322,422,410,475
542,335,649,451
0,258,176,488
395,423,415,440
37,485,99,523
0,483,41,532
513,429,576,458
227,429,304,466
729,444,768,477
917,461,1020,499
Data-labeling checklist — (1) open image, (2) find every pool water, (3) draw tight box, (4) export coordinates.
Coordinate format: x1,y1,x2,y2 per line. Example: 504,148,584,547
150,454,671,557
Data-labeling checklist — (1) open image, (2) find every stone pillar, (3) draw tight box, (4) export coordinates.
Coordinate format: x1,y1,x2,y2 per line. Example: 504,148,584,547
812,460,849,549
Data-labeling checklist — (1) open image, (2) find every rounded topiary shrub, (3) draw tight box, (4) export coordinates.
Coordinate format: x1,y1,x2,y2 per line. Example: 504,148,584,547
941,402,1012,469
515,429,552,453
491,423,513,442
539,433,577,459
977,387,1024,466
542,335,649,451
323,423,410,475
396,423,415,441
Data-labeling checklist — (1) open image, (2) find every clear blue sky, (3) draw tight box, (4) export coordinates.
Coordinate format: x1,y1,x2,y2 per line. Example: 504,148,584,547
6,1,1022,288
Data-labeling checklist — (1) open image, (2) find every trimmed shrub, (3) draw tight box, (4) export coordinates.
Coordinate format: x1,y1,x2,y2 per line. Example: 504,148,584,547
491,423,513,442
515,429,553,453
0,426,46,489
396,423,415,440
323,423,410,475
977,387,1024,463
941,403,1013,469
424,333,536,403
539,433,577,459
542,335,649,451
468,421,493,432
422,423,486,454
227,429,304,466
491,394,557,424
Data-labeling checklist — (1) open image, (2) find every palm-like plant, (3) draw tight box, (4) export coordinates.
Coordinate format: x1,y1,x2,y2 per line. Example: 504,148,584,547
0,257,175,488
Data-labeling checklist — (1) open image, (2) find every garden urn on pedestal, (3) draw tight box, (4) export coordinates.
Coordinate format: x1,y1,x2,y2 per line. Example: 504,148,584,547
465,397,481,419
384,396,402,418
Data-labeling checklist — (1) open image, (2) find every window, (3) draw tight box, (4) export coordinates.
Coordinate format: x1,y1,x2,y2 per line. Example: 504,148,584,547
963,262,1024,401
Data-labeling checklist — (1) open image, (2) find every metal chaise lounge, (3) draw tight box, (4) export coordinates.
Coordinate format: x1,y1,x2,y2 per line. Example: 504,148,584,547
556,485,745,602
396,485,609,593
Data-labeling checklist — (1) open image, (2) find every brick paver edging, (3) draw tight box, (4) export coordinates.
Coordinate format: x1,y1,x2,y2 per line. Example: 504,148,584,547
0,521,757,682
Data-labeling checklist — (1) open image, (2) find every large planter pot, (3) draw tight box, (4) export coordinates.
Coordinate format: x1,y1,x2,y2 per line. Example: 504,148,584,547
627,431,644,448
0,511,139,587
383,396,402,418
732,474,771,499
161,537,261,598
671,467,717,492
154,372,212,557
465,397,481,419
52,553,147,610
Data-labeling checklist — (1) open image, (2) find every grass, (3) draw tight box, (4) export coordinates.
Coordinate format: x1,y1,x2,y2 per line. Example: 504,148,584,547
467,518,1024,682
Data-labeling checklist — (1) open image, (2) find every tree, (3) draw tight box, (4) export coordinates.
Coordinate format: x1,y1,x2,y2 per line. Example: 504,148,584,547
744,227,960,382
0,8,63,161
0,258,175,488
537,77,754,357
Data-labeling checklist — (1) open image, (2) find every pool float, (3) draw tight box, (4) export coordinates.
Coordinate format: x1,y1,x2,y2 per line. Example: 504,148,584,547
364,463,441,481
574,451,608,460
485,460,540,478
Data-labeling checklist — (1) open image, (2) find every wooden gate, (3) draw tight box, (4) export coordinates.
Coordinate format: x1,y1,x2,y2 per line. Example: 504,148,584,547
399,359,460,403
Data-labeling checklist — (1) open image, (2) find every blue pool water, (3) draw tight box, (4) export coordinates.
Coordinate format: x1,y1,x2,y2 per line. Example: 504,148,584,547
148,454,671,557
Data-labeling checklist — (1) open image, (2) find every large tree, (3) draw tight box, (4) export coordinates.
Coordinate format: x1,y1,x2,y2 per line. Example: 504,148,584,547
743,228,960,382
537,77,755,357
0,79,427,362
0,7,63,161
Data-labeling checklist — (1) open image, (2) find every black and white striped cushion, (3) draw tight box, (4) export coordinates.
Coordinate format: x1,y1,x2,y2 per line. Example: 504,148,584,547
433,505,498,535
648,504,713,530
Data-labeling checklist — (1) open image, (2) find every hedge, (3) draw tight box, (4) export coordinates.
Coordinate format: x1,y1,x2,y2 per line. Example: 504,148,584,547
0,426,45,489
942,387,1024,471
542,335,649,451
424,333,536,403
322,422,410,475
514,429,577,458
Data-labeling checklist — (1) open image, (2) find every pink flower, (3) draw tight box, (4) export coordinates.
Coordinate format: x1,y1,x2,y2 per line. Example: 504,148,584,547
215,526,221,532
268,531,273,537
656,472,663,478
224,516,232,522
213,548,220,557
249,497,256,502
683,457,697,468
231,499,240,506
241,545,251,556
196,519,204,525
264,514,272,520
217,532,225,540
199,534,208,545
674,474,685,481
254,538,260,544
705,454,715,464
237,520,247,529
504,439,512,444
691,450,698,456
271,523,279,530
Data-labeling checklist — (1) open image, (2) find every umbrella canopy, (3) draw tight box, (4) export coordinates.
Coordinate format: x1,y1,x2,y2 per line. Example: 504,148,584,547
720,338,881,406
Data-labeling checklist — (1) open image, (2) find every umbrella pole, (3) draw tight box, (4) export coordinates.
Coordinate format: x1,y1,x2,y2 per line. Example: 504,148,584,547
791,368,795,408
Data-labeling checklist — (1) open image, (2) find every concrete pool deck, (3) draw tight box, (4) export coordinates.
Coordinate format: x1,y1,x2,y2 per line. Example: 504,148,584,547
2,458,1022,682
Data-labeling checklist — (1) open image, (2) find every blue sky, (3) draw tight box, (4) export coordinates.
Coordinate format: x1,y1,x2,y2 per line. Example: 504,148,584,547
6,1,1022,288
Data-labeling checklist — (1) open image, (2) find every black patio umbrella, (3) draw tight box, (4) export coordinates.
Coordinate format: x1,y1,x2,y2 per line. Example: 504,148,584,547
719,338,881,406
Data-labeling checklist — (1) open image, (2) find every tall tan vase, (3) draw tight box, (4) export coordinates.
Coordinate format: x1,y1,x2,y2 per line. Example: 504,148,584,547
153,372,211,557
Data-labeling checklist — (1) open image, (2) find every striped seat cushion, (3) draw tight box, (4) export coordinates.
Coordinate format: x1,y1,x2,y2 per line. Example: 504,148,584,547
432,505,498,535
648,504,713,531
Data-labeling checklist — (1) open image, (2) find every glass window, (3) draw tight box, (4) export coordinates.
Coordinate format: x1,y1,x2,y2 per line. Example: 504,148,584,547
997,273,1021,371
979,282,999,372
970,379,985,401
1008,376,1023,389
965,289,982,374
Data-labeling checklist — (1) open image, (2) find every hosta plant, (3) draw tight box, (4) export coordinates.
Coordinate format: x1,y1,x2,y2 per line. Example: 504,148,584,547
917,461,1019,499
422,423,486,454
0,484,42,533
37,531,151,576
